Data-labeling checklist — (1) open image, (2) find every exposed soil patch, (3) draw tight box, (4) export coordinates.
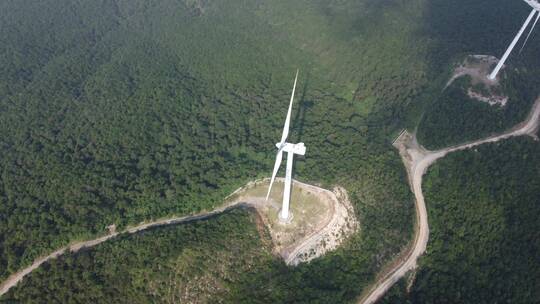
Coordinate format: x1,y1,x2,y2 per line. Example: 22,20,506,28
447,55,508,106
226,178,359,265
359,96,540,304
0,179,358,298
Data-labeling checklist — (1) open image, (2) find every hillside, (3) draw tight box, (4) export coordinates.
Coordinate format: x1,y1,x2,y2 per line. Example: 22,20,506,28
1,209,276,303
417,60,540,150
0,0,421,284
1,0,540,303
381,137,540,303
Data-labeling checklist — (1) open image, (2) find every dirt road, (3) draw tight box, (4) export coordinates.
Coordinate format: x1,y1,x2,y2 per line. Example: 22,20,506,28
360,97,540,304
0,179,351,298
2,99,538,301
284,185,358,265
0,202,242,297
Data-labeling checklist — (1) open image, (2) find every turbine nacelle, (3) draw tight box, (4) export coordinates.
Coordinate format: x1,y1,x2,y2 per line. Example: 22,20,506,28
276,142,306,156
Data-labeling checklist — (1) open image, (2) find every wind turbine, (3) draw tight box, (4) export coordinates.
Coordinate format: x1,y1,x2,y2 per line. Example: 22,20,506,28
266,70,306,222
489,0,540,80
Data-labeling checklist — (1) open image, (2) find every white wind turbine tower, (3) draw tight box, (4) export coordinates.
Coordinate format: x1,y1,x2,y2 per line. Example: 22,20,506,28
266,70,306,222
489,0,540,80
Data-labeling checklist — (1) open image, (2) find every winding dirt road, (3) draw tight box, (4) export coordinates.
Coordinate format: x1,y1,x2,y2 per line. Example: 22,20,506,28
1,99,538,302
359,97,540,304
0,179,352,298
0,202,244,297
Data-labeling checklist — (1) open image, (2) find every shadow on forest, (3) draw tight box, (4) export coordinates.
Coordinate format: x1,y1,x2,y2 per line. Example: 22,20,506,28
291,69,314,180
421,0,540,75
293,70,313,143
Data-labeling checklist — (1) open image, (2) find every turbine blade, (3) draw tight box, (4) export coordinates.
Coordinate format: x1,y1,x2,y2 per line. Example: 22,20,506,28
279,70,299,144
489,8,537,80
266,149,284,200
520,11,540,54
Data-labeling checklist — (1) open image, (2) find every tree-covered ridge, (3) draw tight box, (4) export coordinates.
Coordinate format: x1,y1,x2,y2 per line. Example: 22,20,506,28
381,137,540,303
1,0,540,302
413,0,540,150
417,72,539,150
0,0,421,283
1,209,276,303
0,201,413,304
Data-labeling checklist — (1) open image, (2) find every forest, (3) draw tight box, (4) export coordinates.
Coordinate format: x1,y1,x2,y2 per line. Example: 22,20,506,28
381,137,540,303
1,208,276,303
1,0,540,303
417,73,539,150
0,0,420,291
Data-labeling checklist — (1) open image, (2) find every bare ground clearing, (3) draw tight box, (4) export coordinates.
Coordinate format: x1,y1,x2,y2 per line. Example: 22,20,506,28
0,178,358,297
226,178,359,265
447,55,508,106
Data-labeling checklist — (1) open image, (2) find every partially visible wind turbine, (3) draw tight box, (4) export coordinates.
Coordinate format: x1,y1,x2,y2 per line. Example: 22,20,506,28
489,0,540,80
266,70,306,222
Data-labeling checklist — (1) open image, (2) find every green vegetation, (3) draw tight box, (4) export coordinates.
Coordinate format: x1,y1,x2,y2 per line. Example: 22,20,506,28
415,0,540,149
1,0,417,294
1,209,276,303
417,73,539,150
423,0,540,72
381,138,540,303
2,0,540,302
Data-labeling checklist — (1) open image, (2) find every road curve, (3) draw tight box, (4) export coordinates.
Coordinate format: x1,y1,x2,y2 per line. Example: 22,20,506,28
1,100,538,301
0,202,243,297
359,97,540,304
0,179,348,298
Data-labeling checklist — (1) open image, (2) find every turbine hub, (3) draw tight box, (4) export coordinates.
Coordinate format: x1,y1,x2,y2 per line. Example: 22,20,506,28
279,142,306,155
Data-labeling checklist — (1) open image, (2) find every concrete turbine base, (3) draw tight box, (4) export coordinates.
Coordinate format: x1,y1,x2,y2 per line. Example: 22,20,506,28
278,209,294,224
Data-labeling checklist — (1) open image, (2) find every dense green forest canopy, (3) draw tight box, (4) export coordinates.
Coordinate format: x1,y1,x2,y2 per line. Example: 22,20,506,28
417,73,539,150
0,0,424,282
1,0,540,302
381,137,540,303
1,209,277,303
